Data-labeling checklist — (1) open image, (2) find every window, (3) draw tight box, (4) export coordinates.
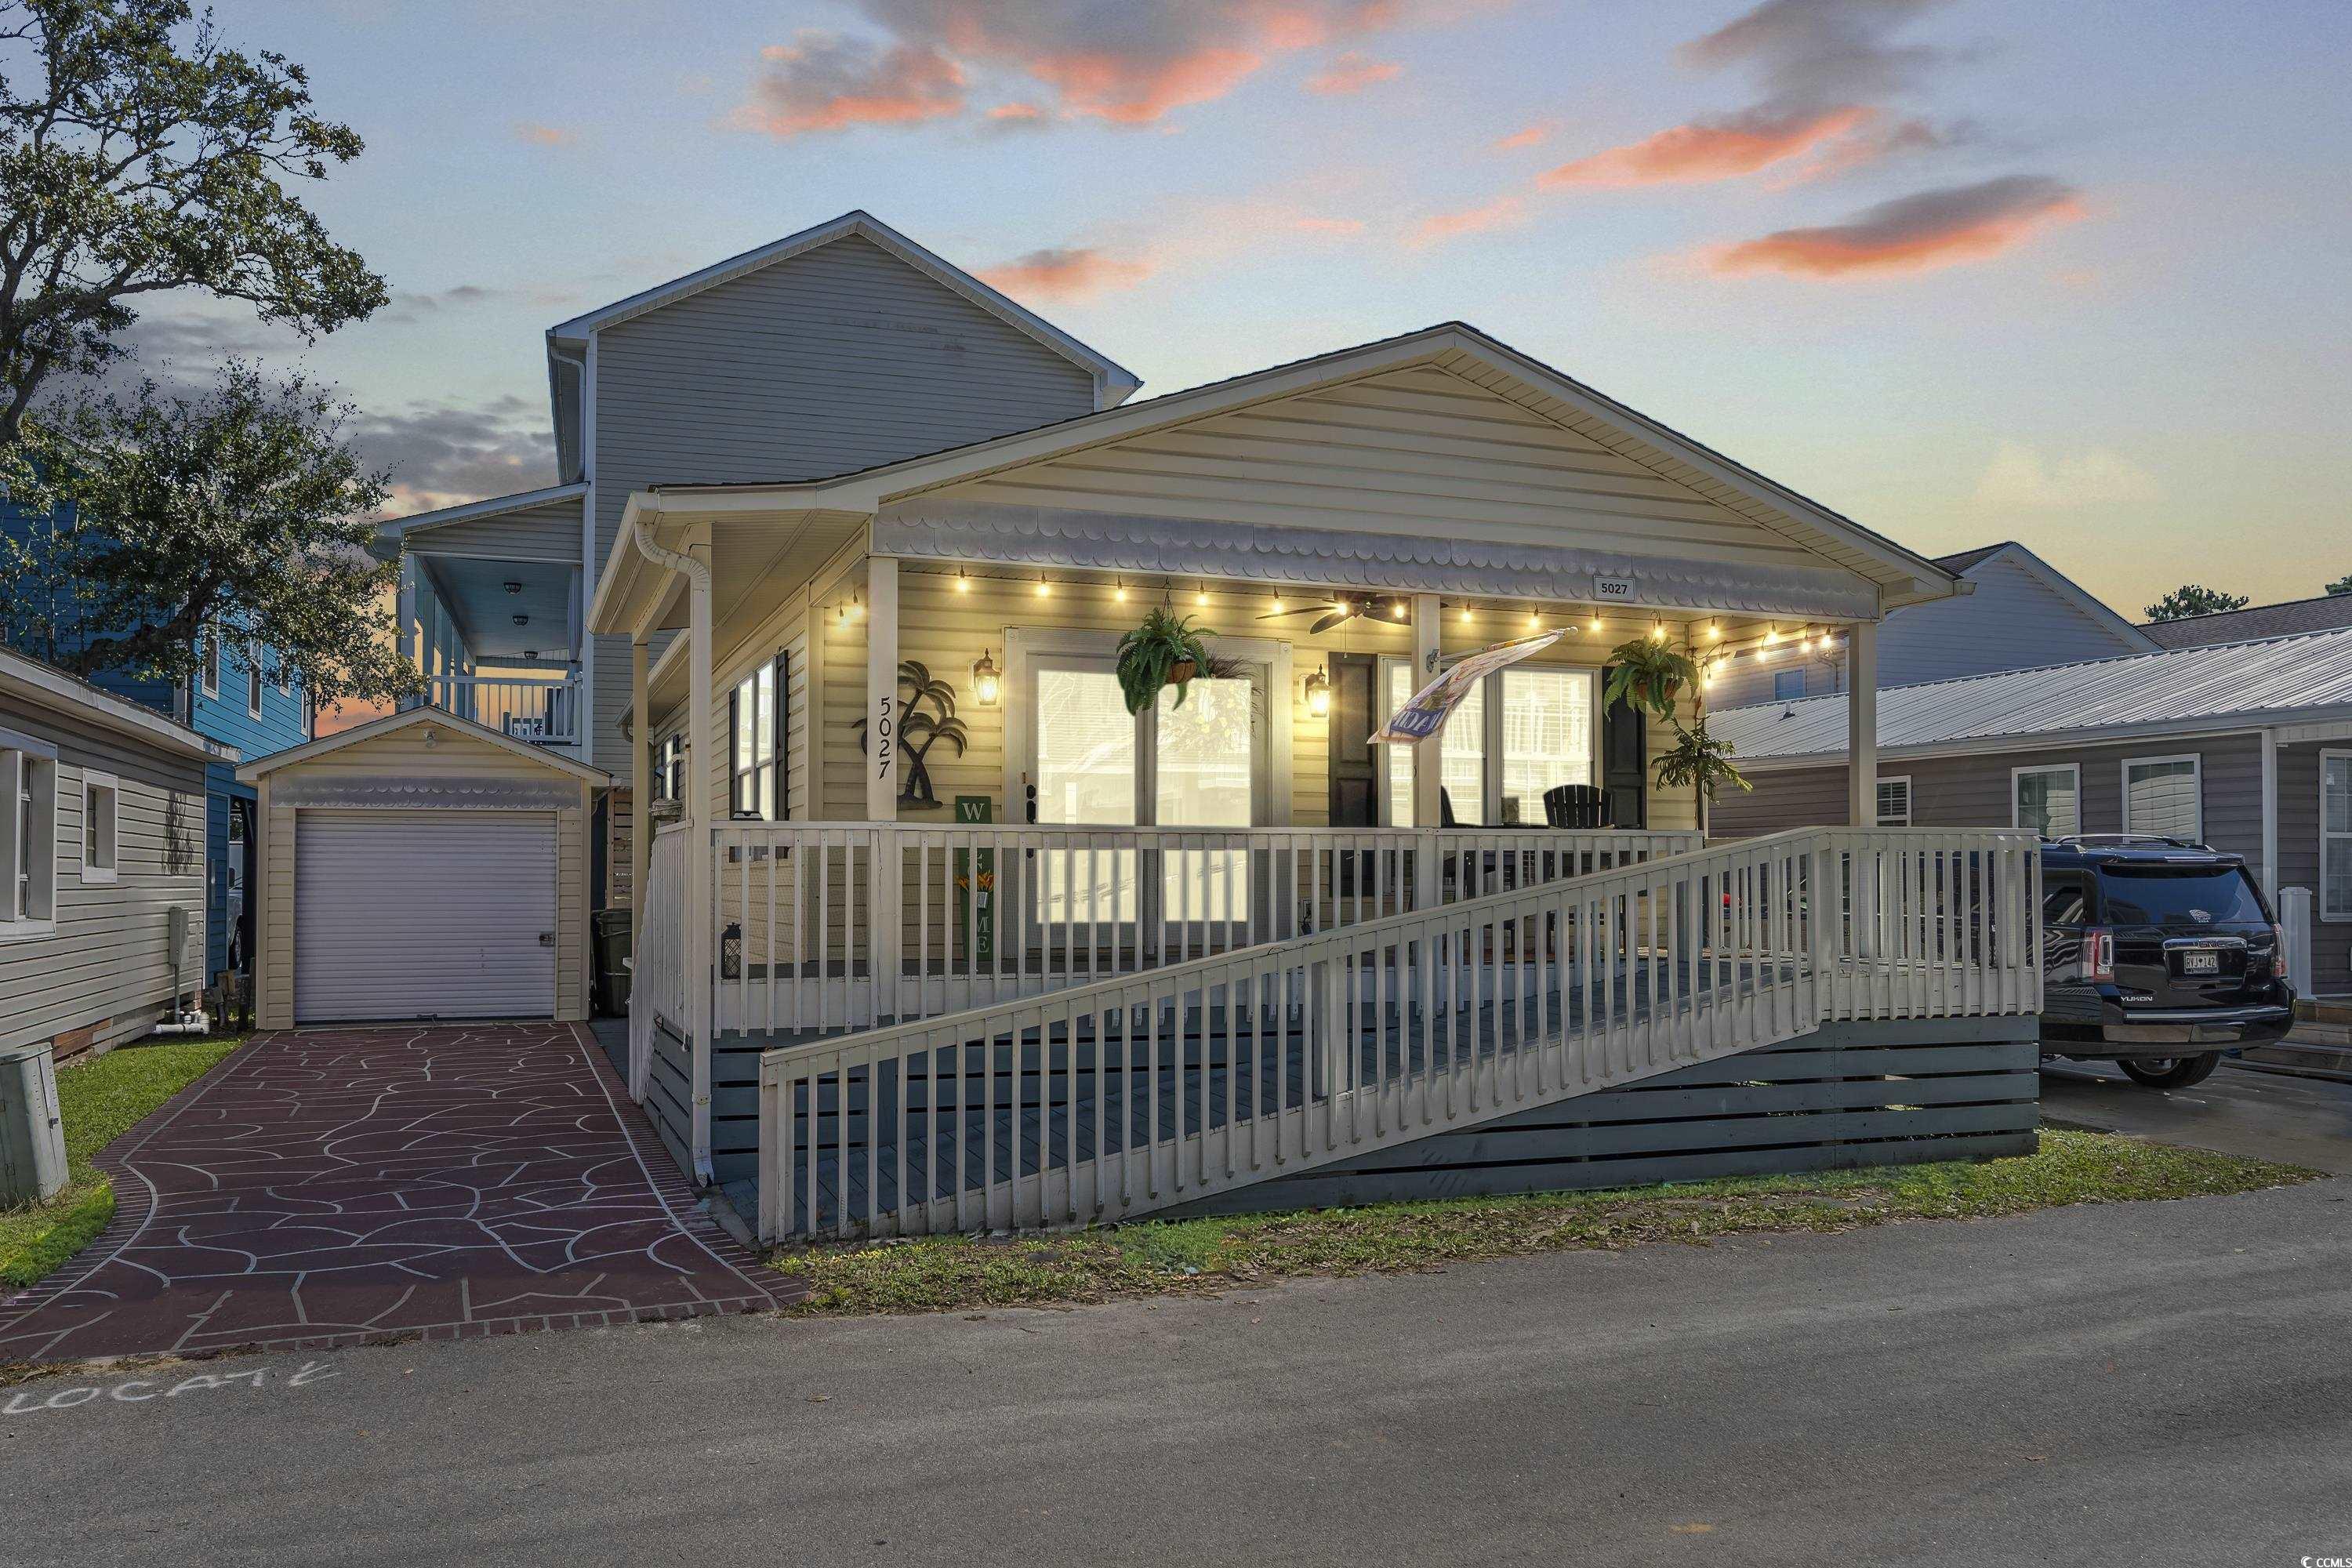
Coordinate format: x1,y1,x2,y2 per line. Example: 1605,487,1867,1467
198,628,220,699
247,640,266,719
728,653,788,820
2324,750,2352,920
0,731,59,934
2041,872,2091,927
2013,764,2079,837
81,770,118,884
2098,864,2269,926
1773,668,1808,702
1381,660,1595,827
650,735,684,803
1875,775,1911,827
2121,754,2201,841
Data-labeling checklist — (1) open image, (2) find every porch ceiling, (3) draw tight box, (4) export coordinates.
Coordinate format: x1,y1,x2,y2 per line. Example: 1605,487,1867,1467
418,554,575,662
588,506,867,640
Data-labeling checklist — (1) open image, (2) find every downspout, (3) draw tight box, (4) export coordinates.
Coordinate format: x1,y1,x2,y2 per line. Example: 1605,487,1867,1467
630,510,719,1185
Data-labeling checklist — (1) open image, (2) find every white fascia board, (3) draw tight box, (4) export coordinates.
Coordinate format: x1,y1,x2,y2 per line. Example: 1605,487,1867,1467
0,650,230,764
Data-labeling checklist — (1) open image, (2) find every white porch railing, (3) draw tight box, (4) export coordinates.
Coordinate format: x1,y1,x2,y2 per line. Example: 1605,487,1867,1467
710,823,1702,1036
631,822,689,1100
755,827,2042,1239
419,672,583,745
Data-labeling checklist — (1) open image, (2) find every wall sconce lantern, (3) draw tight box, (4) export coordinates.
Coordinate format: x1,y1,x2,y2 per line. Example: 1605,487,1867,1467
1303,666,1331,719
971,649,1002,707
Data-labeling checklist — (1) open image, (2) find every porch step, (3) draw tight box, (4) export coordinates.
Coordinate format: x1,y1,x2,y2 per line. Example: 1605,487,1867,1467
2293,998,2352,1027
2240,1039,2352,1081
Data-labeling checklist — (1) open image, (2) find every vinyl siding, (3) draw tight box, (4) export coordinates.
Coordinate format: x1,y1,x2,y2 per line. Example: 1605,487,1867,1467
407,495,583,561
588,233,1101,764
0,691,209,1055
1709,550,2146,710
2276,743,2351,996
1719,735,2261,843
248,724,594,1029
927,365,1826,574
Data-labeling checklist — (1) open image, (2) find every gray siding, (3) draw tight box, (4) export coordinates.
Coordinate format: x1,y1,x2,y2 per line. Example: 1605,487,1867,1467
1711,551,2146,710
409,496,583,561
0,692,208,1055
587,233,1101,764
1716,733,2265,857
2276,743,2351,996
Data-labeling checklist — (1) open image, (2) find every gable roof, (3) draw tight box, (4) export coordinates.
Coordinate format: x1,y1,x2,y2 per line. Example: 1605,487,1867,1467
369,482,586,561
2141,590,2352,649
1711,623,2352,767
0,645,229,764
546,211,1141,402
1933,540,2157,652
638,322,1966,611
237,705,608,784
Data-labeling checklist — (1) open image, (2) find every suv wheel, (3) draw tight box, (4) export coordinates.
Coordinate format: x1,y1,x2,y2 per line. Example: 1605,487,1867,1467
2118,1052,2223,1089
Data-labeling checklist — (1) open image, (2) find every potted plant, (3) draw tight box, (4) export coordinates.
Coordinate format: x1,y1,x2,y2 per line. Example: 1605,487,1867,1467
1116,607,1218,714
1602,633,1700,718
1651,716,1751,801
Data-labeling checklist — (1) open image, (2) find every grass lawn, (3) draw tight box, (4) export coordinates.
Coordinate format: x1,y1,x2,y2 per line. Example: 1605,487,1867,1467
0,1038,243,1289
771,1128,2321,1318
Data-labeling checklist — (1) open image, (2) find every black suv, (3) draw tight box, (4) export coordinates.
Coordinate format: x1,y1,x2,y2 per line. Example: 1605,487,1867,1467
2038,837,2295,1087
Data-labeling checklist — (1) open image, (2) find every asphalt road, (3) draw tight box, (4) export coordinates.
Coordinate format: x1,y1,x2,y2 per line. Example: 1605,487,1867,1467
6,1159,2348,1566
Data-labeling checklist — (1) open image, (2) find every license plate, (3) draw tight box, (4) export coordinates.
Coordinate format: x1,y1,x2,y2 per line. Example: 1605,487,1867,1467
2183,950,2220,975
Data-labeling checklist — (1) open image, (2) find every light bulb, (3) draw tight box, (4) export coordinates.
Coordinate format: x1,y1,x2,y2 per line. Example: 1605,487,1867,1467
1114,582,1128,603
1269,595,1283,613
1035,577,1051,598
1649,623,1666,641
1707,623,1722,641
1587,615,1601,633
955,572,971,594
1459,604,1473,624
1196,588,1209,607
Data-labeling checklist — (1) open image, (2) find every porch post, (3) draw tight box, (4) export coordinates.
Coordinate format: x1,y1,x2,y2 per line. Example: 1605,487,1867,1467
1412,593,1443,906
1844,619,1878,829
866,557,901,1017
684,525,717,1181
396,554,419,706
630,635,651,911
2259,728,2279,898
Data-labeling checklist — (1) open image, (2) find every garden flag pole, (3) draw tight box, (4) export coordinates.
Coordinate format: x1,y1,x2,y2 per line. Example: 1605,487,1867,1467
1368,630,1566,745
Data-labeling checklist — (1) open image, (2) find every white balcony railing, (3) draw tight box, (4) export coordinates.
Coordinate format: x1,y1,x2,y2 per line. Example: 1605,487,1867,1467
419,672,581,745
707,823,1703,1036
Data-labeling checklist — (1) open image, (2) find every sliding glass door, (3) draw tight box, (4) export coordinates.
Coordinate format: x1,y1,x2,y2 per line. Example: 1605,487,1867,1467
1381,659,1599,827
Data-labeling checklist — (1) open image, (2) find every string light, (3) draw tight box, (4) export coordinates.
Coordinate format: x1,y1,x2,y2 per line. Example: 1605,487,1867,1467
1649,622,1667,642
1034,575,1051,598
1587,611,1602,634
1269,593,1283,614
1764,627,1780,645
1196,585,1210,607
955,569,971,594
1707,622,1722,641
1459,603,1474,625
1391,600,1406,619
1113,578,1128,604
1526,608,1541,630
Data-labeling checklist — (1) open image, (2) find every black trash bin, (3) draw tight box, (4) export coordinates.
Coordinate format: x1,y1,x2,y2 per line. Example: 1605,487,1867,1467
592,908,633,1017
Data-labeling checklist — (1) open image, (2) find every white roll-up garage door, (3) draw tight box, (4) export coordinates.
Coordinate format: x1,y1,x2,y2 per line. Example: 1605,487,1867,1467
294,811,557,1022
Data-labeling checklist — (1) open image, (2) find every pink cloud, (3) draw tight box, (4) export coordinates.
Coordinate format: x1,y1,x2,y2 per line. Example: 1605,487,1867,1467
1704,175,2087,278
987,100,1045,120
512,122,579,147
1408,194,1526,247
1491,119,1555,152
978,245,1157,300
733,31,965,136
1539,104,1871,188
1305,50,1404,94
1289,214,1367,234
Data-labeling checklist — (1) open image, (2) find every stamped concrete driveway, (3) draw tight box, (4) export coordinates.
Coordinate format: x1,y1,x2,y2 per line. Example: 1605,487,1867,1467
0,1023,782,1365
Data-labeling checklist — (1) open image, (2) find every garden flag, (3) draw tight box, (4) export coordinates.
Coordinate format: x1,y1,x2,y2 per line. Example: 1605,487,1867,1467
1367,630,1566,745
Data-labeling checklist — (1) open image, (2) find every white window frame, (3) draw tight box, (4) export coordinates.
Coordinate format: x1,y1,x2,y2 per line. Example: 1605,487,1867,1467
80,768,119,884
0,727,60,938
2120,752,2202,843
1875,774,1912,827
2322,748,2352,923
1374,655,1604,827
2011,762,2081,837
247,639,266,719
198,628,219,699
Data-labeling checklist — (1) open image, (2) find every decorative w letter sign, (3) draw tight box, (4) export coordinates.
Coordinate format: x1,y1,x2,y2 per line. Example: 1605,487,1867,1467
1367,630,1565,746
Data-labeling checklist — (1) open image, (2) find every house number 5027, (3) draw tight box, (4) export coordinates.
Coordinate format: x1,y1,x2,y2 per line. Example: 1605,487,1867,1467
874,695,895,778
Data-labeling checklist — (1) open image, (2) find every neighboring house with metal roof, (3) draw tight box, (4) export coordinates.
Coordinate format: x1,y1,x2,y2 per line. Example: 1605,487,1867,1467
1707,539,2156,710
1708,627,2352,996
2140,590,2352,650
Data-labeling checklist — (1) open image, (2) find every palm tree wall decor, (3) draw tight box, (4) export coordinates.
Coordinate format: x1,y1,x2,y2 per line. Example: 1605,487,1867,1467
853,659,969,810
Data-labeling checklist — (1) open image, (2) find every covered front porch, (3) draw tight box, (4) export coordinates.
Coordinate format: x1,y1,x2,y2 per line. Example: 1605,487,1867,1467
586,325,1999,1196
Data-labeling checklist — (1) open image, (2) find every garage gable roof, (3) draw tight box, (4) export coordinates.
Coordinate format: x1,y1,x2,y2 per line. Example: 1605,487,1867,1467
238,706,608,785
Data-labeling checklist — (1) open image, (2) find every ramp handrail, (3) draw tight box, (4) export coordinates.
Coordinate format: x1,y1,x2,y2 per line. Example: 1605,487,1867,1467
756,827,2041,1240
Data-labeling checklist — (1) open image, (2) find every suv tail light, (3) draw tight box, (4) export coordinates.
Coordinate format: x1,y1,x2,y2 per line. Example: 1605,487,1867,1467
2273,924,2288,984
2083,926,2114,983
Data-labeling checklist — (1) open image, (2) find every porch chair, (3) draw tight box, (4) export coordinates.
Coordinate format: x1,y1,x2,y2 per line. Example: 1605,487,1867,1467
1542,784,1608,829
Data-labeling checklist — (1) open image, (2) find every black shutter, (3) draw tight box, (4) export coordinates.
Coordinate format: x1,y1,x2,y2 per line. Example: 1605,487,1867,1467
1600,673,1647,829
727,686,741,816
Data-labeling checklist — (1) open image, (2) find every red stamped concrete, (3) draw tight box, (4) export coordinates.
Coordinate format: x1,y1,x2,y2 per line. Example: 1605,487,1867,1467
0,1023,782,1364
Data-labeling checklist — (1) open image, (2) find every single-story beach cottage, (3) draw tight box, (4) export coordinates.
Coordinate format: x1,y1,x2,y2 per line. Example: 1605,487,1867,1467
1708,627,2352,998
0,645,223,1059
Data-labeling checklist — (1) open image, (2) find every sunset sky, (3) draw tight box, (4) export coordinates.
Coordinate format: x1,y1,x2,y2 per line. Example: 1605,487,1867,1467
155,0,2352,618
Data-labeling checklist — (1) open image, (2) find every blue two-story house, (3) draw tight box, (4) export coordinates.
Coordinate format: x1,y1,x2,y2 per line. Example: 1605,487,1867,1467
0,499,311,984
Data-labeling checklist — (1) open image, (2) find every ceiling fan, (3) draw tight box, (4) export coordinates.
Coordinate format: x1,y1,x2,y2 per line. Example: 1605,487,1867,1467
1255,597,1403,636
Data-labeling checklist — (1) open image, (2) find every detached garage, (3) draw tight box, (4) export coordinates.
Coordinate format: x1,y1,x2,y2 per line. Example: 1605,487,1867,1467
240,709,607,1028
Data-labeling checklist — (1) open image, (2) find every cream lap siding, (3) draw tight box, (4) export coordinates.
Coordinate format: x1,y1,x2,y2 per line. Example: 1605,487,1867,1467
0,696,208,1055
928,366,1827,573
408,496,583,561
588,233,1101,764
